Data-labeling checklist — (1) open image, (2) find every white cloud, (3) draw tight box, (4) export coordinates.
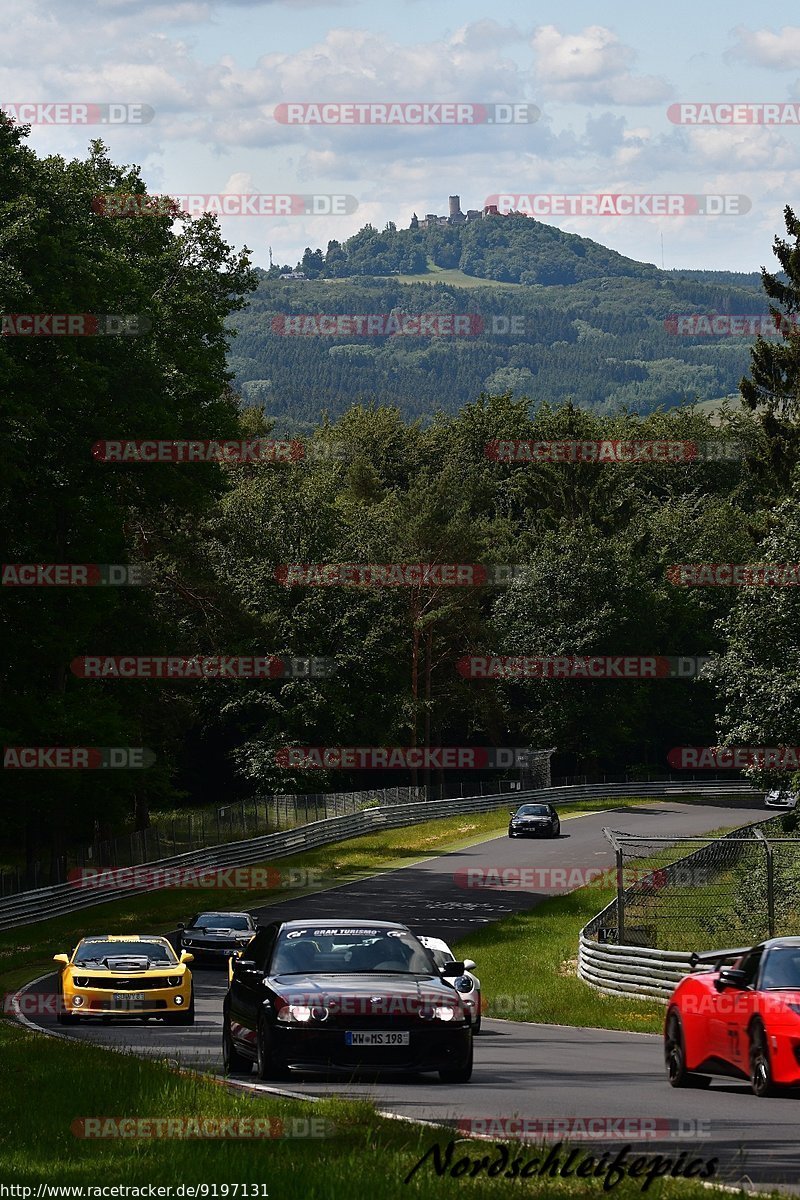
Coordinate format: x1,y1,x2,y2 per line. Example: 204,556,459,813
531,25,672,105
726,25,800,70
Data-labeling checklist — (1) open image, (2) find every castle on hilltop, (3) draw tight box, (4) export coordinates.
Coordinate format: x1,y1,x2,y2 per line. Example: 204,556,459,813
411,195,507,229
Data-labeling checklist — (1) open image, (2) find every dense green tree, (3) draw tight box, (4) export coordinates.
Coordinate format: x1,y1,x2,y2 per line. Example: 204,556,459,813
0,115,255,873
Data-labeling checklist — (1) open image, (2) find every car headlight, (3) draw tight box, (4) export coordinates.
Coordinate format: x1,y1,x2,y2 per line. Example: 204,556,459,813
277,1004,312,1023
453,976,472,993
72,976,89,988
166,976,182,988
182,938,193,946
434,1005,455,1021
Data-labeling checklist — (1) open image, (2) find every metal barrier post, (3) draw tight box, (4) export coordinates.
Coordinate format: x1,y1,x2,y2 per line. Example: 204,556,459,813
603,828,625,944
754,829,775,937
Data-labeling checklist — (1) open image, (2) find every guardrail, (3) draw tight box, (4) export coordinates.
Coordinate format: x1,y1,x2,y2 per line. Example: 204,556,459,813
578,928,694,1000
0,778,760,932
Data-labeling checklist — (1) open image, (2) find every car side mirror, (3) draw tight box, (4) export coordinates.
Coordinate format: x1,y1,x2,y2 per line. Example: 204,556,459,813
52,954,69,968
236,959,263,975
441,961,468,976
180,951,194,964
715,967,747,991
177,922,185,931
462,959,476,972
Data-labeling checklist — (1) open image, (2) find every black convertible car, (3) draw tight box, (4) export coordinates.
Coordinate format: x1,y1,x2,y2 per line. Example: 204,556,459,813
222,919,474,1082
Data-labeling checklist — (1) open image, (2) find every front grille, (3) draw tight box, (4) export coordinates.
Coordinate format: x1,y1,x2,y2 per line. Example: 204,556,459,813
79,976,174,991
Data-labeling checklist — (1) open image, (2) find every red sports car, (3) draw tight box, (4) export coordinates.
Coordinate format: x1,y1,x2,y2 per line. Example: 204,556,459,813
665,937,800,1096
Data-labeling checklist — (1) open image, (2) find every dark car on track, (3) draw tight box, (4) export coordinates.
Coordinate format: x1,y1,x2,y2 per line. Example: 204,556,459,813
508,802,560,838
178,911,257,964
665,937,800,1096
222,919,474,1082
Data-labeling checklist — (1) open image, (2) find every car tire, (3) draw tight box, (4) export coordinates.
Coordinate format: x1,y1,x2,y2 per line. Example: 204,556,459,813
749,1024,776,1097
439,1038,473,1083
255,1017,289,1081
664,1011,711,1088
473,1014,482,1035
222,1018,252,1074
56,1010,77,1025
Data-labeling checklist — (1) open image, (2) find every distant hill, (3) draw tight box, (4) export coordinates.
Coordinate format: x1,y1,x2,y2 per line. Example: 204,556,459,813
227,213,769,427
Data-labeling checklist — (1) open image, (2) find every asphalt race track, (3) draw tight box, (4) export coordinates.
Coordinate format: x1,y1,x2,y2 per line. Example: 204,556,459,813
19,796,800,1193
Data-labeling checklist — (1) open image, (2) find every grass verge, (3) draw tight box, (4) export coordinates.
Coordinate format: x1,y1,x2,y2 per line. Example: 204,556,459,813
0,1021,725,1196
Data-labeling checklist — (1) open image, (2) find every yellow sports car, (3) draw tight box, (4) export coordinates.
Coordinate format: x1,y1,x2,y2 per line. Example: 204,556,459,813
53,934,194,1024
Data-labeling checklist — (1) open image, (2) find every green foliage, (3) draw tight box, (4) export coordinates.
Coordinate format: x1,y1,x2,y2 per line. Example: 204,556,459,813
233,268,767,424
0,115,256,866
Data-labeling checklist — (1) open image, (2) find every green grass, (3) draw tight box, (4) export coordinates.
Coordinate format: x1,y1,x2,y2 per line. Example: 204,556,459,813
454,884,667,1034
319,261,523,289
0,1021,727,1196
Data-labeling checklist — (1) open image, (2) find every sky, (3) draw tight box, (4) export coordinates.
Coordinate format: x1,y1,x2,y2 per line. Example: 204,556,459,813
3,0,799,272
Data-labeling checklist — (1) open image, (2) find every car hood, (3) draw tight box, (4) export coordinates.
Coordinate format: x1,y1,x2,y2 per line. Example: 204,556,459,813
269,972,458,1002
185,929,247,938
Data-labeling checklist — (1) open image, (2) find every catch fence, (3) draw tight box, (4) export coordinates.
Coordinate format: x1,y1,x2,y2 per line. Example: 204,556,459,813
596,814,800,950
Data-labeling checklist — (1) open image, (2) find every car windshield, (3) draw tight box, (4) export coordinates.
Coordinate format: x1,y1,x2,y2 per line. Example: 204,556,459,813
270,927,437,975
761,948,800,990
73,940,176,965
516,805,551,816
191,913,251,930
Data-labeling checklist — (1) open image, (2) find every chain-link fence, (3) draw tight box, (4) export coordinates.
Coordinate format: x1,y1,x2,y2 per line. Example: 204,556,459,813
598,814,800,951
